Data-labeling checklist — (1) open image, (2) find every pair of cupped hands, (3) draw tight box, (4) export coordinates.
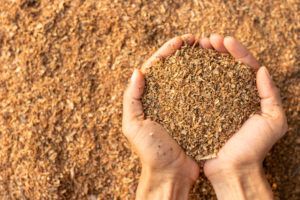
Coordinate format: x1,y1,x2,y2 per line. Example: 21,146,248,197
122,34,287,200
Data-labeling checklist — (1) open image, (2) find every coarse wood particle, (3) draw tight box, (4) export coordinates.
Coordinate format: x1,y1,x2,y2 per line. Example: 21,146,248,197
143,46,260,161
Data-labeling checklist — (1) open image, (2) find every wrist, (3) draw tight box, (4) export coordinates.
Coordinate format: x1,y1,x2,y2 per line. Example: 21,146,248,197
136,166,194,200
206,163,273,200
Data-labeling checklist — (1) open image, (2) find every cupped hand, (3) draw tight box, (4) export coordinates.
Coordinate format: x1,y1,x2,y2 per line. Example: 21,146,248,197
122,34,200,199
201,34,288,199
200,34,288,174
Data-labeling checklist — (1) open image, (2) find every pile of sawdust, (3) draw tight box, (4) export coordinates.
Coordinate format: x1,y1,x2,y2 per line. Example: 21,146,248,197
0,0,299,199
143,46,259,161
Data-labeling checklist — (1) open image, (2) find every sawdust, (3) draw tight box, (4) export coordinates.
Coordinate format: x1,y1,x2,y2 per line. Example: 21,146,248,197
143,46,259,161
0,0,299,199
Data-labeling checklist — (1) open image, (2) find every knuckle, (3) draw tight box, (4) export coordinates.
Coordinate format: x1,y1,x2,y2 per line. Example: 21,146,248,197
270,106,285,120
122,120,141,140
272,111,288,137
272,111,282,121
261,112,286,139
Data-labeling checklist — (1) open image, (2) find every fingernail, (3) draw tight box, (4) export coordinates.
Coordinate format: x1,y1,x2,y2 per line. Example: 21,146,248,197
210,33,218,38
262,66,271,78
224,36,234,42
131,69,139,82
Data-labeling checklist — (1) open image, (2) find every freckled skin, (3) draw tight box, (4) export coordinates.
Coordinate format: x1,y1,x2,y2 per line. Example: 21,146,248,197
131,119,191,168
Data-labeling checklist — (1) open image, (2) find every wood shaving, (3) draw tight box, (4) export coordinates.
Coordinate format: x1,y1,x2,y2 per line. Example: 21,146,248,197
0,0,298,199
143,46,260,161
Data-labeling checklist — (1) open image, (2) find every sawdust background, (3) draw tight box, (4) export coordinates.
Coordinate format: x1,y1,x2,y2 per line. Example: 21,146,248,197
0,0,299,199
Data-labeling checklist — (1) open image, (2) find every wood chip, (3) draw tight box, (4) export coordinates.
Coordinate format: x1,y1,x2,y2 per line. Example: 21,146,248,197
143,46,260,161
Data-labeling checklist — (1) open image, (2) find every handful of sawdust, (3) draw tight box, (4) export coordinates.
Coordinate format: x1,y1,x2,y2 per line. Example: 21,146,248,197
142,46,260,161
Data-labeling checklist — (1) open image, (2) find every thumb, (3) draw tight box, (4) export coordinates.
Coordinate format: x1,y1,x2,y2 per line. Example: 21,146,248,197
256,66,287,137
122,69,145,137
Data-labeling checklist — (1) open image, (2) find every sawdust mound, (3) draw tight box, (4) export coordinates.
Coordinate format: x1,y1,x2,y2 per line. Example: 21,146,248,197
143,46,259,161
0,0,299,199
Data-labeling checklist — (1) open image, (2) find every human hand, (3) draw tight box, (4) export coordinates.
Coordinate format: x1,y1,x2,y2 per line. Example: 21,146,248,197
201,34,288,200
122,34,200,200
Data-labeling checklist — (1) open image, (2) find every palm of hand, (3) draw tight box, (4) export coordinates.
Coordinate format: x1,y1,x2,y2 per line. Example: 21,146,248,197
205,113,286,176
130,119,191,171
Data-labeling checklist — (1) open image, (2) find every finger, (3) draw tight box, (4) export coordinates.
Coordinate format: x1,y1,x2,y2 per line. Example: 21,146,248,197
209,34,228,53
199,37,213,49
142,37,182,73
256,67,286,121
181,33,196,45
123,69,145,126
223,36,260,69
142,34,196,73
